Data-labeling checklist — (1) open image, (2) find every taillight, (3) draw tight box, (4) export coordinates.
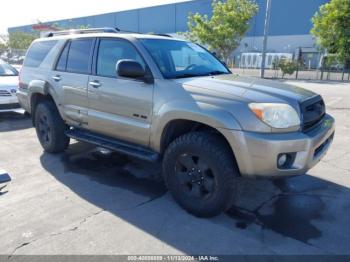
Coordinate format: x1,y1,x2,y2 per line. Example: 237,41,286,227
18,67,26,89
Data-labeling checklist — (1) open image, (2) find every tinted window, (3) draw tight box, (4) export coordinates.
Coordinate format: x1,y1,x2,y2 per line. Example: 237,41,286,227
24,40,57,68
97,39,144,78
56,42,69,71
66,39,93,74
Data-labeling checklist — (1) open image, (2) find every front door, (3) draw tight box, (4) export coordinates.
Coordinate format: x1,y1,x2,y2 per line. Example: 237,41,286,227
87,38,153,147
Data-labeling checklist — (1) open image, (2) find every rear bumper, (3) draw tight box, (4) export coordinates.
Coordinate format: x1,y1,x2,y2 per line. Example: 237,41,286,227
16,89,31,113
220,114,335,177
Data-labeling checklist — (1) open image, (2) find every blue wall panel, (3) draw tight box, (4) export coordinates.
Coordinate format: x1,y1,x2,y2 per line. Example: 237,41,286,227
139,5,176,33
247,0,328,36
92,13,116,28
116,10,139,32
175,0,212,32
268,0,327,36
85,16,96,28
8,0,329,37
246,0,266,36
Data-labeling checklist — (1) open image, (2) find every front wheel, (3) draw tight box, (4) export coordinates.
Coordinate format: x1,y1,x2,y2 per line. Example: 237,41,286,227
34,100,70,153
162,132,240,217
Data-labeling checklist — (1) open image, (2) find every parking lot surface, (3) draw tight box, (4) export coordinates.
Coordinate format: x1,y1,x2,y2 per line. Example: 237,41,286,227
1,80,350,255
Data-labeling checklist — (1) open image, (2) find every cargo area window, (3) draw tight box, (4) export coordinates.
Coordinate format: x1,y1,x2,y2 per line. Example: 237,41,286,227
23,40,58,68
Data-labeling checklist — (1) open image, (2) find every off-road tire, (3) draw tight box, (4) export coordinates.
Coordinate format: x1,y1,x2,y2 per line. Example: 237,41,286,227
162,132,240,217
34,100,70,153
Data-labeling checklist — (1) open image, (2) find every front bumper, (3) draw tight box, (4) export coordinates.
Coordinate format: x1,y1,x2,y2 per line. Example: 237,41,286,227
0,96,21,112
220,114,335,177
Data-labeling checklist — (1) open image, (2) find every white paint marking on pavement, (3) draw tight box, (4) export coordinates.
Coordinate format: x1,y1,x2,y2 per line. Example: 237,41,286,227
326,97,343,106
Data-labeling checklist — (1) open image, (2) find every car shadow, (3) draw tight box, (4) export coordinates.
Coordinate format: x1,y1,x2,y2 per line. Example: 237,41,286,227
0,111,32,132
40,141,350,254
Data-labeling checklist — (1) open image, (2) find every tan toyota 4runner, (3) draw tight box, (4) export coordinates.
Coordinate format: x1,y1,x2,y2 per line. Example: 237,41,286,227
17,28,335,217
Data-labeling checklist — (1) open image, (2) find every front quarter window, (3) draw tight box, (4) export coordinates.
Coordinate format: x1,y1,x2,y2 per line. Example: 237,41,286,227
140,39,229,79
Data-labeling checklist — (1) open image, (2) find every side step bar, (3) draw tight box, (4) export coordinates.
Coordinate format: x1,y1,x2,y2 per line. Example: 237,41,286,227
65,128,159,162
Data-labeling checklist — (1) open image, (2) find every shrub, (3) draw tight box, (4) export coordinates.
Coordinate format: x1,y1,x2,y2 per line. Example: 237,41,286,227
277,59,298,78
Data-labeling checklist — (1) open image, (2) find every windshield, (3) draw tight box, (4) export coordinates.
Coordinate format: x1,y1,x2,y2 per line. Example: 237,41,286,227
0,63,18,76
140,39,230,79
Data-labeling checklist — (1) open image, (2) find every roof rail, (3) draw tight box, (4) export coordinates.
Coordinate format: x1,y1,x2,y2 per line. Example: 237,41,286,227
43,27,120,38
150,33,173,38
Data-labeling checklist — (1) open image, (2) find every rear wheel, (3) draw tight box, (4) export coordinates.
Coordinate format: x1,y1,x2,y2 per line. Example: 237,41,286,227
162,132,240,217
34,100,70,153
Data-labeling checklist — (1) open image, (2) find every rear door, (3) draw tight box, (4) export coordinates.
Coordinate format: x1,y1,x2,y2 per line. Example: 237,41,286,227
87,38,154,147
52,38,95,127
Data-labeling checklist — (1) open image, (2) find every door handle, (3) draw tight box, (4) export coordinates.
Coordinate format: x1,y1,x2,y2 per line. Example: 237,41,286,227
52,75,61,82
89,81,101,88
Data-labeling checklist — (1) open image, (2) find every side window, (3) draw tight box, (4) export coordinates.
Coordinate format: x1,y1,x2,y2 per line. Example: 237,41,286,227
24,40,58,68
56,42,70,71
66,39,94,74
97,39,145,78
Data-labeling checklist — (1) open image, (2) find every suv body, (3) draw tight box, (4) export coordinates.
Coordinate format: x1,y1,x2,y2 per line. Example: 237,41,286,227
17,29,335,217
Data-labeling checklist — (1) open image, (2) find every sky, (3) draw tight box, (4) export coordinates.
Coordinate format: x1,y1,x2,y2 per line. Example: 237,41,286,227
0,0,192,34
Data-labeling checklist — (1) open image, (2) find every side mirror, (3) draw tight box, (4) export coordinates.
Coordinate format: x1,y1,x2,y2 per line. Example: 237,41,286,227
116,59,146,79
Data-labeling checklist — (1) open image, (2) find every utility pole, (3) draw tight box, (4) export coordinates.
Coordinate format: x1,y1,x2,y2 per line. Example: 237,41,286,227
260,0,272,78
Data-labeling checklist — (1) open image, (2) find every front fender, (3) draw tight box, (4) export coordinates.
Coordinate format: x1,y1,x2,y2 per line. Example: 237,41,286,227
150,100,242,151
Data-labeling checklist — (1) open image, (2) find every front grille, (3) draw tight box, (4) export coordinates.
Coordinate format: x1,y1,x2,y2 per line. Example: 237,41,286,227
300,95,326,132
0,90,12,97
0,103,21,110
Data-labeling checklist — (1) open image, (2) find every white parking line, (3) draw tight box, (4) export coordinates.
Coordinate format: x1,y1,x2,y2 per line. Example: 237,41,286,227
326,97,343,106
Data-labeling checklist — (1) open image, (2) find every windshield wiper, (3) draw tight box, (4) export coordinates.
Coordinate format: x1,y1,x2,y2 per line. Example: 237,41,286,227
173,71,228,79
206,71,228,76
173,73,205,79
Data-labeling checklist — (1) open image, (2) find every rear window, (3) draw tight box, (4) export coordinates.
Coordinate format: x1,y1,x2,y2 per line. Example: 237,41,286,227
24,40,57,68
66,39,94,74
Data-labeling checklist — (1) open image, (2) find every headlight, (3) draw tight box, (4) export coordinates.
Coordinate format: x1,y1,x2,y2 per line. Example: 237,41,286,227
249,103,300,129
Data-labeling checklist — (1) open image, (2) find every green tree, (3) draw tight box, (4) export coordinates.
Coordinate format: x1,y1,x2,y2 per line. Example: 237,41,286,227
8,32,38,50
0,35,8,50
185,0,258,63
0,42,7,50
311,0,350,64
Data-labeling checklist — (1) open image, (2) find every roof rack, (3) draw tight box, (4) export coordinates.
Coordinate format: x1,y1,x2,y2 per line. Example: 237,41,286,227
150,33,173,38
41,27,174,38
43,27,120,38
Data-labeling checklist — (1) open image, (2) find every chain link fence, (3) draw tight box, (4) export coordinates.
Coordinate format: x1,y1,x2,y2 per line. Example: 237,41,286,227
229,52,350,82
231,68,350,81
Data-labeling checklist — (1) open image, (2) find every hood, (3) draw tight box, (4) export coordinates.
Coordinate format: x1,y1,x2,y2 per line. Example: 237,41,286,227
175,74,316,105
0,76,18,91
